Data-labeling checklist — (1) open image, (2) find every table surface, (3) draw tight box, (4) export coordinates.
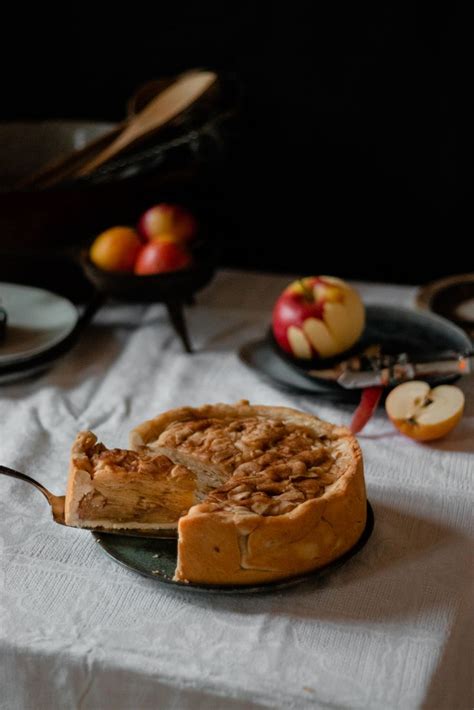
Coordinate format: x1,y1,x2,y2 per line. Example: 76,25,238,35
0,270,473,710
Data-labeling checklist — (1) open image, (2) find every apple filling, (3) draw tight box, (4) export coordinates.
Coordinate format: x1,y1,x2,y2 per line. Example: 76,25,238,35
75,460,196,525
65,432,201,529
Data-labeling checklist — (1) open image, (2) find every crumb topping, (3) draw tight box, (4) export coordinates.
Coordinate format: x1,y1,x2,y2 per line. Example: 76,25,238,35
156,416,341,516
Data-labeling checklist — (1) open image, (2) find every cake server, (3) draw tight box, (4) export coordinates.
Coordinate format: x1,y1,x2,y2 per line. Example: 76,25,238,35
309,349,473,389
0,465,178,539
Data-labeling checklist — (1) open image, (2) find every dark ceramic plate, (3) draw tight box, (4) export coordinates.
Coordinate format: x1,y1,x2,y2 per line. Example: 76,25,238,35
240,336,360,401
0,306,6,343
93,503,374,594
240,305,472,400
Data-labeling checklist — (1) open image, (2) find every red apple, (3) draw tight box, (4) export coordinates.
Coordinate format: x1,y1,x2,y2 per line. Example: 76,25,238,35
137,203,197,243
134,239,192,275
272,276,365,359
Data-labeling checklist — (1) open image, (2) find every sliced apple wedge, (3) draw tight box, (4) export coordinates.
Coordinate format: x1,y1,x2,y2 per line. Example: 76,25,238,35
302,318,338,358
385,381,465,441
287,325,312,359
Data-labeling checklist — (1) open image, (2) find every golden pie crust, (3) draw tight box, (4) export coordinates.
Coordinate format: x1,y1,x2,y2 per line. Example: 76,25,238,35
65,401,366,585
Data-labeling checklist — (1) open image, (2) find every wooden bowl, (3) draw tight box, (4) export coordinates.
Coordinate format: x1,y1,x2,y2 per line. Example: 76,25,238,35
80,240,218,352
81,241,216,301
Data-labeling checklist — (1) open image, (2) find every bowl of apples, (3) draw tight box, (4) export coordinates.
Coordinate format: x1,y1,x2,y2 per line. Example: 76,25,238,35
82,202,217,351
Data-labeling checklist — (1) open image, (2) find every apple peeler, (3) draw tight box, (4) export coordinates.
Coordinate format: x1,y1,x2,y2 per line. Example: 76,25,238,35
309,348,474,389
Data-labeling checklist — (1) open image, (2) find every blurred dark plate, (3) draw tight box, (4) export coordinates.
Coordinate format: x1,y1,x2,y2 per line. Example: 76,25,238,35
416,273,474,339
0,283,78,365
0,306,6,342
93,502,374,594
0,294,102,384
240,305,471,400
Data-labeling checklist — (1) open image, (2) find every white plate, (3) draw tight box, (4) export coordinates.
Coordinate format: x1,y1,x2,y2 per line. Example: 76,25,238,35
0,283,78,365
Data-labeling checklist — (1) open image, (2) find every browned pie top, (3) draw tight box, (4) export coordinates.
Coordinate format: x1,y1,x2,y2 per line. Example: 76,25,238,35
76,431,189,483
72,404,349,522
155,415,341,517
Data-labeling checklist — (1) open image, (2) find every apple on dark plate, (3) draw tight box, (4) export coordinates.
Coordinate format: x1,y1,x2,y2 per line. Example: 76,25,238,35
265,303,472,392
272,276,365,361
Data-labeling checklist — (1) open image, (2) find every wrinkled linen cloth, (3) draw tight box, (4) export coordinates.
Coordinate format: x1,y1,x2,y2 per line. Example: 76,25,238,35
0,270,472,710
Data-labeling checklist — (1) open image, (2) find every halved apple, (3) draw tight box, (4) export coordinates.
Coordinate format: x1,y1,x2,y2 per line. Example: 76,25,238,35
385,381,464,441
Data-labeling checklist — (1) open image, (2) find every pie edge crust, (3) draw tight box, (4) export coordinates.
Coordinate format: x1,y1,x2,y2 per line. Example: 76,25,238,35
129,401,367,585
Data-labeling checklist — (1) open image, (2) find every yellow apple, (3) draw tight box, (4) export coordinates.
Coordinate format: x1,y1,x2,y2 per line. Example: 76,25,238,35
385,381,465,441
89,227,142,272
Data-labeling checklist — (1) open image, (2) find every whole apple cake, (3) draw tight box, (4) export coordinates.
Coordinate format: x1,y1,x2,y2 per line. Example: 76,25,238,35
65,401,366,585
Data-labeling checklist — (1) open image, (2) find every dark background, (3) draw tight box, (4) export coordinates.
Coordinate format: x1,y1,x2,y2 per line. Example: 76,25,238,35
1,5,472,284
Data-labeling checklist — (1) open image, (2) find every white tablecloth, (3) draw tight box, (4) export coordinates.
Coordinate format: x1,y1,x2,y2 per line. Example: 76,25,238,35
0,270,473,710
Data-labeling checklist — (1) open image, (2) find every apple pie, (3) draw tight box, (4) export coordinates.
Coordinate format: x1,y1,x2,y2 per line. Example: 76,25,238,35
65,401,366,585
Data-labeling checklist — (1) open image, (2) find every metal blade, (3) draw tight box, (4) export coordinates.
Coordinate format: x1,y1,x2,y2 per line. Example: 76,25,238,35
0,464,178,539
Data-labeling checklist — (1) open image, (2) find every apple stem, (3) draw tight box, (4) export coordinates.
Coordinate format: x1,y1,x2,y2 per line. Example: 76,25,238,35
299,279,313,301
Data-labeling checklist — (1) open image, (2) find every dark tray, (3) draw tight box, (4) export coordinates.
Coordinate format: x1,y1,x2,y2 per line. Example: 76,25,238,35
93,502,374,595
240,305,472,401
0,306,6,342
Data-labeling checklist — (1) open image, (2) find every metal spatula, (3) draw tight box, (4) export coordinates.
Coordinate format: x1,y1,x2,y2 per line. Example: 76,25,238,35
0,465,178,539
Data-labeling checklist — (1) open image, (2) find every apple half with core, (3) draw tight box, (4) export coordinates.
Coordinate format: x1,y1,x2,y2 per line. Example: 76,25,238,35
385,381,464,441
272,276,365,359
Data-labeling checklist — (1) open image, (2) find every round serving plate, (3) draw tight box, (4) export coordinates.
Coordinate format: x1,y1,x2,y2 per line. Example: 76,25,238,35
240,305,472,399
0,283,78,366
239,337,360,401
93,502,374,594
